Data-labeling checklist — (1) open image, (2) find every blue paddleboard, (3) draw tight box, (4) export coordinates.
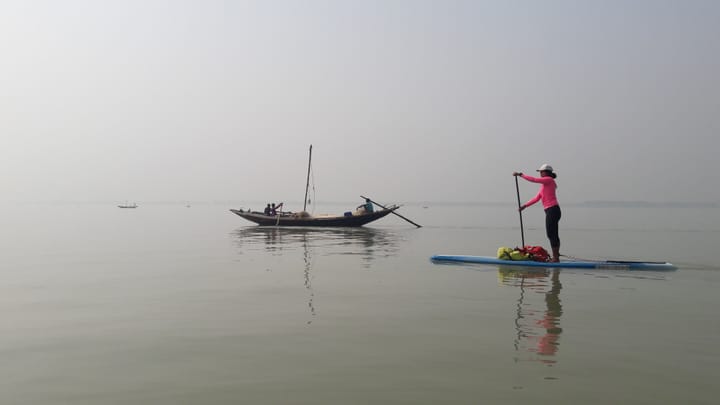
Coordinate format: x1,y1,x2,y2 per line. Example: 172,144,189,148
430,255,677,271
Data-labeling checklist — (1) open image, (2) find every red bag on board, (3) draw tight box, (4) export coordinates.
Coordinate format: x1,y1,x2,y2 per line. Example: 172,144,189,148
518,246,551,262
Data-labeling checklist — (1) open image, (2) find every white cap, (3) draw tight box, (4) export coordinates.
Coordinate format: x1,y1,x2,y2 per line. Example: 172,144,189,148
537,163,554,172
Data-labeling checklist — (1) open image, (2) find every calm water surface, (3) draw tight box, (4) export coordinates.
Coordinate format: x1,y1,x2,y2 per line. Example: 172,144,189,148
0,202,718,404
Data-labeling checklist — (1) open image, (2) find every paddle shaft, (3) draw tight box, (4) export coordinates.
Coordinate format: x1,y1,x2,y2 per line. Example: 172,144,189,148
515,176,526,247
360,195,421,228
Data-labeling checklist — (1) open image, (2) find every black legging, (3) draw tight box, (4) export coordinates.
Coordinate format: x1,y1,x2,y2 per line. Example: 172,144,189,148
545,205,561,248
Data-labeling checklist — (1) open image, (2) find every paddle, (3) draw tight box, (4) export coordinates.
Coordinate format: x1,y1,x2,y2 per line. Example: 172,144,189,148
360,196,422,228
514,175,526,247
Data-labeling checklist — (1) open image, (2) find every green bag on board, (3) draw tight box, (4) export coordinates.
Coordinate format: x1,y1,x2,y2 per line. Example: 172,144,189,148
497,247,529,261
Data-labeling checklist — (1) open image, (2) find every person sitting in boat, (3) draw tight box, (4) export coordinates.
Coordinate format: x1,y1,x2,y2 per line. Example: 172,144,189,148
263,204,272,215
270,202,283,215
356,198,374,214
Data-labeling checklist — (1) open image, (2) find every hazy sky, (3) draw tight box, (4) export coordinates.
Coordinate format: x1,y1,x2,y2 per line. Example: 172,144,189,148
1,0,718,205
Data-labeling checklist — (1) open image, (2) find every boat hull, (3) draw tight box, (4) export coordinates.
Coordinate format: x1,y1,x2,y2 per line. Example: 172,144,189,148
430,255,677,271
230,208,396,227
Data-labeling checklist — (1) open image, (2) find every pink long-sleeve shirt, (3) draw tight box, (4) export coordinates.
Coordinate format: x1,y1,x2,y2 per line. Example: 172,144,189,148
521,174,559,209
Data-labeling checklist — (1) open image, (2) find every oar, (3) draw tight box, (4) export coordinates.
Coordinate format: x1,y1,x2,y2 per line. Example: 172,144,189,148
514,176,526,247
360,196,421,228
275,202,285,226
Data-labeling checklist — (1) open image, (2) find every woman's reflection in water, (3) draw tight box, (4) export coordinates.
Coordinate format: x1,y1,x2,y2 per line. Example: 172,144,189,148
499,268,562,364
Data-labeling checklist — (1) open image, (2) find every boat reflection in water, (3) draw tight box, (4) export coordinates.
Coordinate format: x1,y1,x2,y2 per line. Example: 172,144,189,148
498,267,563,365
232,226,402,323
232,226,401,268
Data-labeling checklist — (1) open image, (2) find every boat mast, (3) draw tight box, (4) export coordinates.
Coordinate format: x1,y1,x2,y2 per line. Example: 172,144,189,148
303,144,312,212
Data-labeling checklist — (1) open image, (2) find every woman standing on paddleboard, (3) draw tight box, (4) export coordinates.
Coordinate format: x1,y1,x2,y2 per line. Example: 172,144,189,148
513,164,561,262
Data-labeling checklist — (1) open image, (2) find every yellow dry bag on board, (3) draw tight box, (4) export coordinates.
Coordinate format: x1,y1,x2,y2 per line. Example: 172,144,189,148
497,247,529,261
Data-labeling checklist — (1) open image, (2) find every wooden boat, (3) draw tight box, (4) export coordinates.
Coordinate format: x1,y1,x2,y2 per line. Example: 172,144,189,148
231,145,405,227
230,206,398,227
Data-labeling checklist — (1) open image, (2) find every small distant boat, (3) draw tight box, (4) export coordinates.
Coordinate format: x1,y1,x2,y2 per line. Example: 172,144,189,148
231,145,405,227
118,202,138,209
